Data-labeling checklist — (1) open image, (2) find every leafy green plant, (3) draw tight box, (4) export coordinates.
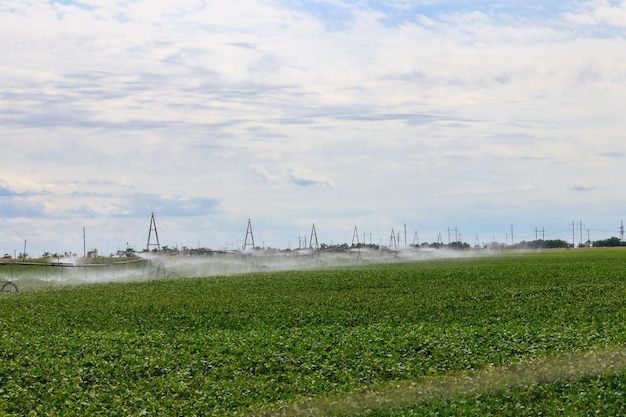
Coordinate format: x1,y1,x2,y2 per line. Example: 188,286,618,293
1,250,626,415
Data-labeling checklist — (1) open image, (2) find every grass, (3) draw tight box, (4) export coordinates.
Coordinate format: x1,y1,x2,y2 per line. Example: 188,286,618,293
1,249,626,415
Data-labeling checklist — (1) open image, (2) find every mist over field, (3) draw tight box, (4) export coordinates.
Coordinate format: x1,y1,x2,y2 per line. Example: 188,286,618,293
4,246,488,290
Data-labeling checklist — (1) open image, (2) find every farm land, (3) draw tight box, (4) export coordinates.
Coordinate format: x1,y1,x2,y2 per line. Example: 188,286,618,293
1,249,626,415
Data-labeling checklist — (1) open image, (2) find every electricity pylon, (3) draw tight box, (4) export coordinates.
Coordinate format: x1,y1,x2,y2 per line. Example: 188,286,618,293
352,226,360,246
146,212,161,251
243,219,255,250
309,223,319,250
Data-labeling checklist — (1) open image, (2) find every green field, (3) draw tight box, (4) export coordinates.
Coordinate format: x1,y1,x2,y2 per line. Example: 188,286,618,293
1,249,626,416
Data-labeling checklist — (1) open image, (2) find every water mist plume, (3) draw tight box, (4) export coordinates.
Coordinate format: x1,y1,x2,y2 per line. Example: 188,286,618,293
10,247,486,289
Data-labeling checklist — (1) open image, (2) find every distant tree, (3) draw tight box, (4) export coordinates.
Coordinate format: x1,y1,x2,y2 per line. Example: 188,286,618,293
592,237,626,247
485,242,506,250
350,242,380,250
543,239,571,249
320,243,350,251
447,241,470,250
511,239,569,249
116,248,136,257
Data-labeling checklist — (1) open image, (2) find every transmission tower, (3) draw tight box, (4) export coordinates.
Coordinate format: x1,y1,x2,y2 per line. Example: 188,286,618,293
620,221,625,242
309,223,319,250
146,212,161,251
352,226,360,246
389,228,398,250
243,219,255,250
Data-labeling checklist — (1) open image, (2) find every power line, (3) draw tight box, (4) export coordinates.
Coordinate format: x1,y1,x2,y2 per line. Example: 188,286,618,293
0,216,46,254
1,216,28,241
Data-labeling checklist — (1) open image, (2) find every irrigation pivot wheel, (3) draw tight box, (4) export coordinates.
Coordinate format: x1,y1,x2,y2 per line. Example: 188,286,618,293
1,281,18,294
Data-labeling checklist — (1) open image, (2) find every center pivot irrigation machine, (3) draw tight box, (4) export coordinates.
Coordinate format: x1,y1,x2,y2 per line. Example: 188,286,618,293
0,214,435,292
0,214,182,289
0,257,181,288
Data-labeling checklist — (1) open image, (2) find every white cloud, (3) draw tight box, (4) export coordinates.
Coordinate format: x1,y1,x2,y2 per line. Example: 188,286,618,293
250,164,279,182
565,0,626,27
570,183,597,192
1,0,626,254
288,166,334,187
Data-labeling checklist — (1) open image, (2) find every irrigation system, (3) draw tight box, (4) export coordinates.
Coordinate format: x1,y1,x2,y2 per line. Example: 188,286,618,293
5,213,620,293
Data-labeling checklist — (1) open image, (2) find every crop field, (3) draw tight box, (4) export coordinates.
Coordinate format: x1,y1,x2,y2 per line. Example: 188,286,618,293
1,249,626,415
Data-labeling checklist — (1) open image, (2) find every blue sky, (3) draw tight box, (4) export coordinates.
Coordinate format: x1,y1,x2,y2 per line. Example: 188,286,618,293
1,0,626,256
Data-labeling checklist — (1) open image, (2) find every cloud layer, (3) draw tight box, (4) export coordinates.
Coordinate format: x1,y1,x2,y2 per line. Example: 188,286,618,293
1,0,626,255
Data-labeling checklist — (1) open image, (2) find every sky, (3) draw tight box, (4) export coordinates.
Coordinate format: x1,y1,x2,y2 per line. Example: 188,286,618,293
1,0,626,257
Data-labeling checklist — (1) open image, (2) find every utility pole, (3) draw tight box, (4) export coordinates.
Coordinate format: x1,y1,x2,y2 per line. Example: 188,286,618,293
571,219,576,247
579,220,584,246
535,227,546,241
404,223,407,247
